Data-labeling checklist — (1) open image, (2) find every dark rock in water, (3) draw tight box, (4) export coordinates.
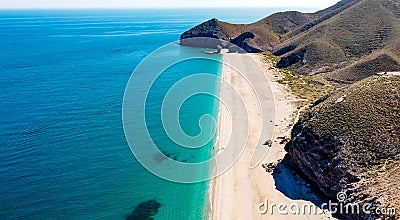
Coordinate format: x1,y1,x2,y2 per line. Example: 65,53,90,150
126,199,162,220
153,153,168,162
153,151,183,162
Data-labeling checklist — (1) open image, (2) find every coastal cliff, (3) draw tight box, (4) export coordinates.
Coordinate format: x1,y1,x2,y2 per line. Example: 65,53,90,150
285,74,400,219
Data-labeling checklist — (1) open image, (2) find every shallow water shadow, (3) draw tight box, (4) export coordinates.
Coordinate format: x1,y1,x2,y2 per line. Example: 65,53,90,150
126,199,162,220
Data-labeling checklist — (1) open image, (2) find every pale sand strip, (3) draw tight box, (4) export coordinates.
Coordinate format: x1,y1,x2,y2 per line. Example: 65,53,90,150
210,53,335,220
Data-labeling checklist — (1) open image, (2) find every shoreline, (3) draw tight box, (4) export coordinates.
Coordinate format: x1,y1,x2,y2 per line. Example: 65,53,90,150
207,58,224,219
209,51,228,220
209,53,335,219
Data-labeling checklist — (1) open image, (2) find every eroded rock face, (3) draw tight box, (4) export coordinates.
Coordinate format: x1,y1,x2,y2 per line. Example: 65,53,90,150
180,18,230,49
180,18,230,42
285,75,400,219
230,32,261,53
286,125,345,198
180,19,262,52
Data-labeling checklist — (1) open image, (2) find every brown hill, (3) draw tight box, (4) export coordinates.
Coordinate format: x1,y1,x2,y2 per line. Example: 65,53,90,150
285,74,400,219
275,0,400,79
180,0,400,82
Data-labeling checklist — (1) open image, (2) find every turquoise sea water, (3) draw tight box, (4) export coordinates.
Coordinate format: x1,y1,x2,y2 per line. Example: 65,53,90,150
0,8,314,219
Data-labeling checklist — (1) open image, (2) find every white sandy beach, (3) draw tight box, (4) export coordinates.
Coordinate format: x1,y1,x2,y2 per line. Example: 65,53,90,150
210,53,335,220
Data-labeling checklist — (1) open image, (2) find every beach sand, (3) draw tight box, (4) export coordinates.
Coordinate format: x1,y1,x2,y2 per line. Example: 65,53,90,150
210,53,335,220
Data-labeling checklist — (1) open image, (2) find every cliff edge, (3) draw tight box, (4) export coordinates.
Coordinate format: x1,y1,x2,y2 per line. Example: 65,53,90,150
285,74,400,219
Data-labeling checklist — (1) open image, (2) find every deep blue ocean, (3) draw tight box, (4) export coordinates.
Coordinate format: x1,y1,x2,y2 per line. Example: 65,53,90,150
0,8,314,219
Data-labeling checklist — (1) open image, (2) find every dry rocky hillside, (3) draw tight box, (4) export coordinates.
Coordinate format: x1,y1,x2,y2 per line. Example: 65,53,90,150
181,0,400,82
286,75,399,219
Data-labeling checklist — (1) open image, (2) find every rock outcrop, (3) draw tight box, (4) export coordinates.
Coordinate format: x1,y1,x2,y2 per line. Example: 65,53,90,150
180,18,279,52
230,32,261,53
180,18,230,42
285,75,400,219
